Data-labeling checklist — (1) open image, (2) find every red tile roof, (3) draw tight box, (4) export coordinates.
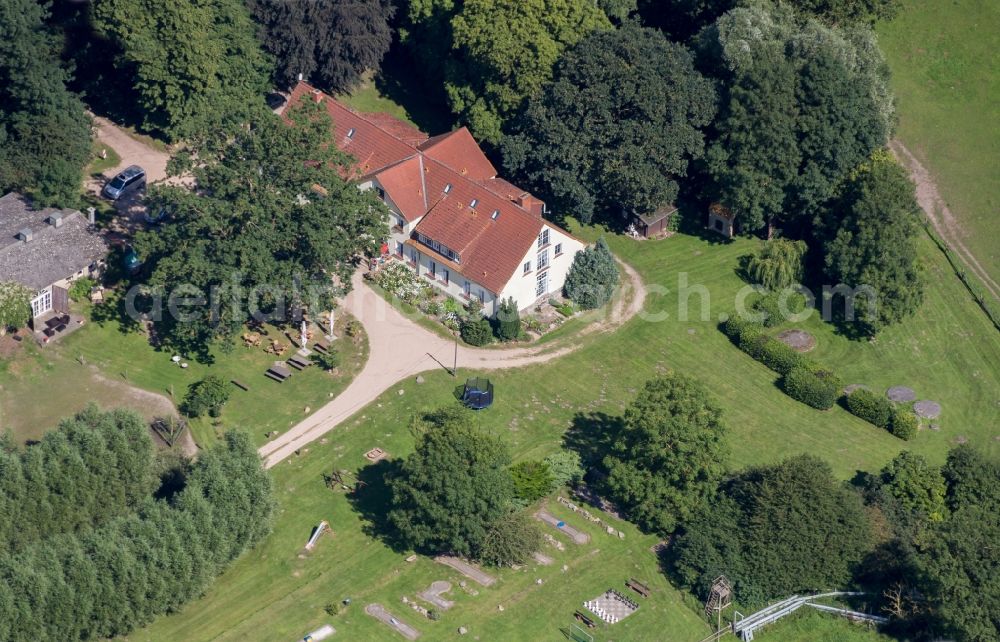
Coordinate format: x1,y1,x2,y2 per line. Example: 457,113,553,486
417,128,497,181
286,81,561,294
373,156,427,222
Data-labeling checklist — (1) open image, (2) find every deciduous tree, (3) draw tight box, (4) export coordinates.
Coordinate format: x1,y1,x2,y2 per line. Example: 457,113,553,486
445,0,610,144
92,0,271,141
504,21,715,223
745,239,808,290
478,510,542,567
604,373,727,535
913,447,1000,641
0,282,32,335
698,2,893,234
388,407,514,558
249,0,395,92
823,153,923,334
134,101,387,357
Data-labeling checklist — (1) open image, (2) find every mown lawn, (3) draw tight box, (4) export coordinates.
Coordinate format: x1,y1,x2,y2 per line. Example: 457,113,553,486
135,219,997,640
878,0,1000,284
0,306,368,448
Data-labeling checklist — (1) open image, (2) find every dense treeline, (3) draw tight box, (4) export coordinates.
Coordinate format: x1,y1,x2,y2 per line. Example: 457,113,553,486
504,21,716,224
90,0,270,141
0,0,91,207
697,2,894,236
0,406,155,554
0,410,274,641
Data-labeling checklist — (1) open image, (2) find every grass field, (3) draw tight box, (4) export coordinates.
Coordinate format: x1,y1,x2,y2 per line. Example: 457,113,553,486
878,0,1000,285
0,306,368,448
134,216,998,640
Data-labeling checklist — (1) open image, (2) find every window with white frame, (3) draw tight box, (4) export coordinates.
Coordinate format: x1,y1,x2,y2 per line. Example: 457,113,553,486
463,280,471,297
537,228,550,248
554,243,562,256
537,248,549,271
523,261,531,274
30,289,51,318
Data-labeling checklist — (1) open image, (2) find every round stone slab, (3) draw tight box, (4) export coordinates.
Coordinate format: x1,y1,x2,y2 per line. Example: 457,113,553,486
887,386,917,402
777,329,816,353
913,400,942,419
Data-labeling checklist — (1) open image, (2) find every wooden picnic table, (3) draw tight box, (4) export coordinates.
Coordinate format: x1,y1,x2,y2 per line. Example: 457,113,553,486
287,355,312,370
265,363,292,382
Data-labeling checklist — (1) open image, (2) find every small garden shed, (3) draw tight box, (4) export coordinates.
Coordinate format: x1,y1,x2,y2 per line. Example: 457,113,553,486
707,202,736,238
627,204,677,239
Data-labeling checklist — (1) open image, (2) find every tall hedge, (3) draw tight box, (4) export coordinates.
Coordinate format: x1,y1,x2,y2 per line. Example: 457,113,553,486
782,366,842,410
845,388,892,428
889,407,919,441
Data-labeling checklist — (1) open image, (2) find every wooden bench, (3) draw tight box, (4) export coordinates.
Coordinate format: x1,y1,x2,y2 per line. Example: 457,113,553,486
626,578,651,598
231,379,249,391
313,340,330,354
574,611,596,629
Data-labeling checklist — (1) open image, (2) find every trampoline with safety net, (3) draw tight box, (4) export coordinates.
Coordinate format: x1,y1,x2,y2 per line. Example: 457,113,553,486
462,377,494,410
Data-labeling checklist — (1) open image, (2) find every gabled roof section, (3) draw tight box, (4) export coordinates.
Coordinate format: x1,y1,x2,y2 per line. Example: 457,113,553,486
414,158,543,293
417,128,498,182
286,82,420,176
372,155,425,223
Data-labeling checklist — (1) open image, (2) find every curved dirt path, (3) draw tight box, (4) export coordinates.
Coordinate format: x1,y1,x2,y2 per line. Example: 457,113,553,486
889,139,1000,301
260,262,646,467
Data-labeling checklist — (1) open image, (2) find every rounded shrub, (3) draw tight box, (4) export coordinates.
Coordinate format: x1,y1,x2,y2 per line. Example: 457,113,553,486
460,316,493,346
182,375,231,418
782,366,842,410
845,388,892,428
889,407,919,440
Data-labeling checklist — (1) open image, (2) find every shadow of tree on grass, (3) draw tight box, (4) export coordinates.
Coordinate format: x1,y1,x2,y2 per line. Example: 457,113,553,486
346,458,409,553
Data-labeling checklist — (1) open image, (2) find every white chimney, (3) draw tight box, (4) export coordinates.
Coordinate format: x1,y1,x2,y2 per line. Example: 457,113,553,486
18,227,33,242
47,213,64,228
297,72,303,82
87,207,96,225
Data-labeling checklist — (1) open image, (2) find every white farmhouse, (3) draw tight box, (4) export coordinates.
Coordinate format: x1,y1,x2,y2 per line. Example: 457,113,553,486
287,82,585,316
